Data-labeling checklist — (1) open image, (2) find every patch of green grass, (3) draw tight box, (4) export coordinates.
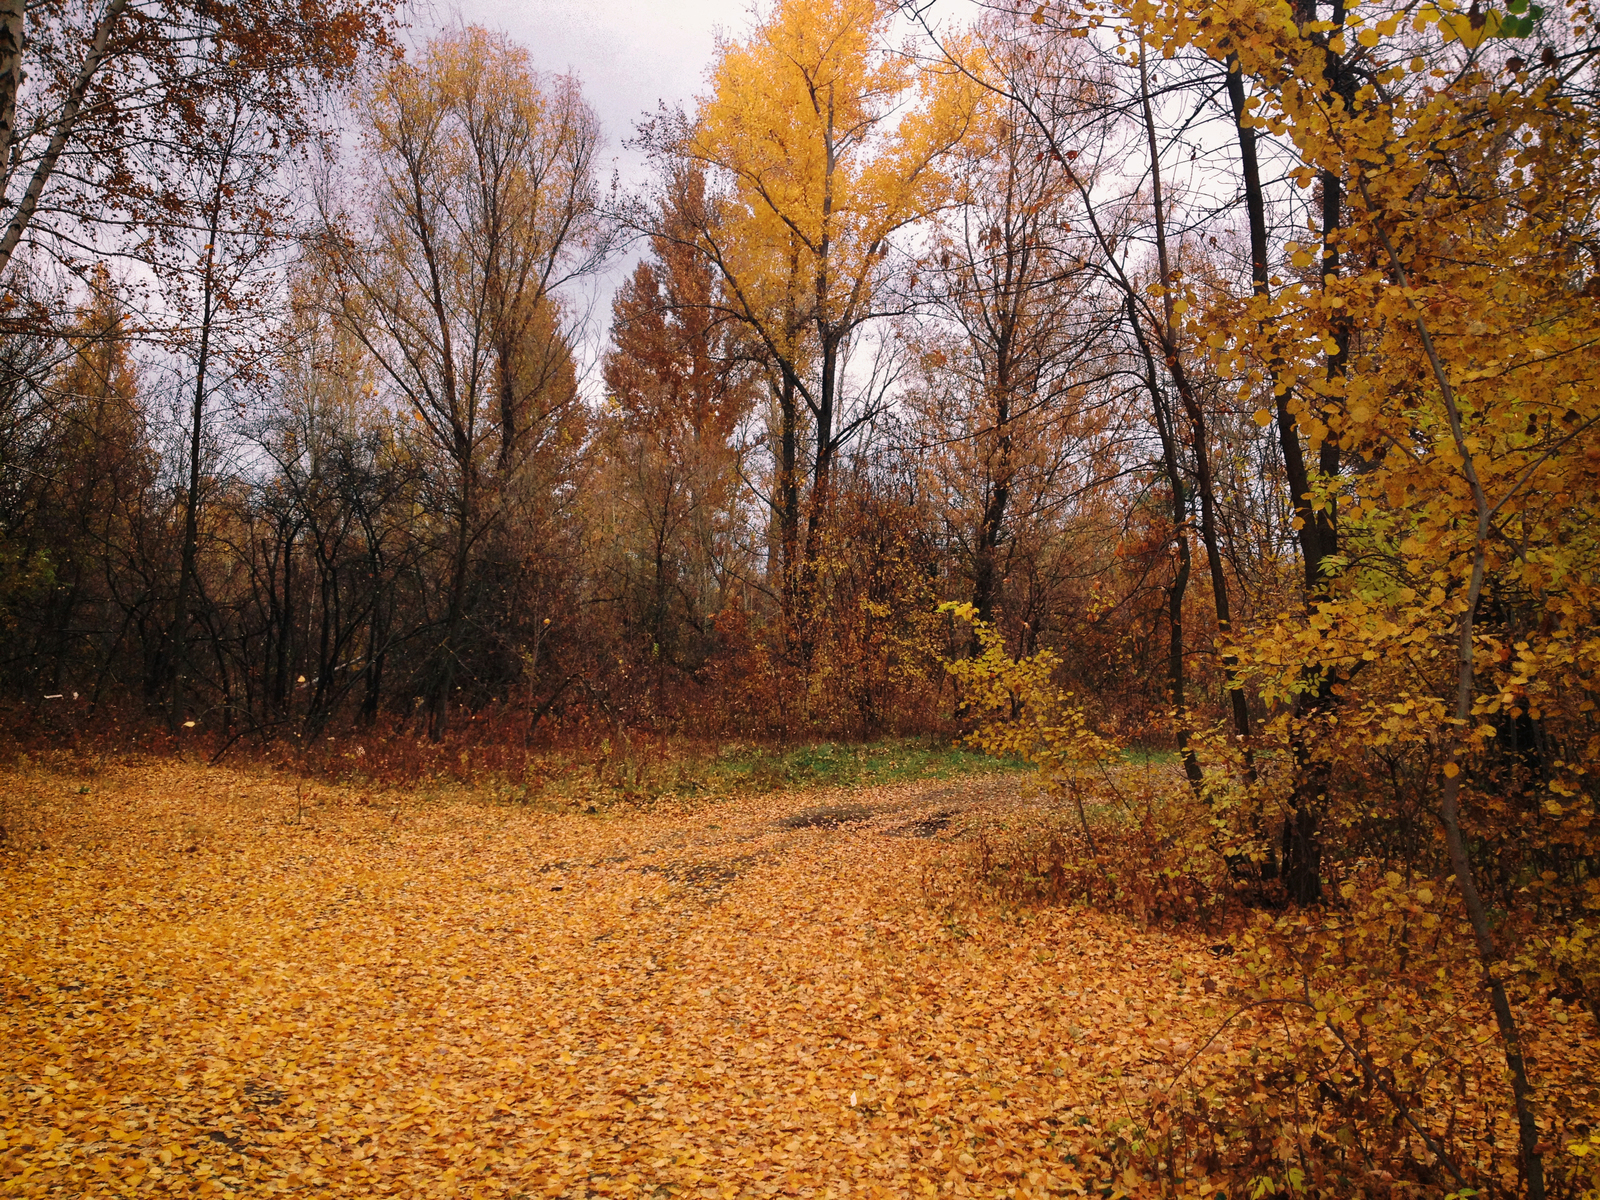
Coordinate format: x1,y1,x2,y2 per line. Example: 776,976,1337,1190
507,735,1028,811
688,737,1027,796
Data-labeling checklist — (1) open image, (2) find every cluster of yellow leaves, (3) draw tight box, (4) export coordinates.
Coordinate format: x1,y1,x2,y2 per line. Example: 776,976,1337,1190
1168,0,1600,697
3,759,1263,1199
689,0,979,360
1239,872,1600,1197
1089,0,1600,978
940,604,1121,785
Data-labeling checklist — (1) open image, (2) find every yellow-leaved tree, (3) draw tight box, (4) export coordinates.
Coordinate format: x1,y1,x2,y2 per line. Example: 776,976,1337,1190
1142,0,1598,1192
662,0,979,622
321,26,611,740
960,0,1599,1191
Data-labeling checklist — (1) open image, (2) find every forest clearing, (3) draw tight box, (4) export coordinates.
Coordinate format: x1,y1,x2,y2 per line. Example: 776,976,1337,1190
3,0,1600,1194
2,757,1597,1199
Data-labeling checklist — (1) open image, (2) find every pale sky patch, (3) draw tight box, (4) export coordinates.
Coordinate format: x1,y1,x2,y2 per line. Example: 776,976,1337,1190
451,0,755,189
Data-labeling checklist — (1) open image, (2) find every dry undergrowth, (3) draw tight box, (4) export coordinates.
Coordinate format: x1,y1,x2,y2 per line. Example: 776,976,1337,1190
0,758,1591,1198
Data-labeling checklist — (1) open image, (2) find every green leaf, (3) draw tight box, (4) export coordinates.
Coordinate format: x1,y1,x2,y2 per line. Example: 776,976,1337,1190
1500,5,1544,36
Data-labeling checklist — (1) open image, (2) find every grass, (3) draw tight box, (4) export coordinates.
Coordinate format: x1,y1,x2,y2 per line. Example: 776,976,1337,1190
693,737,1028,794
1122,745,1181,768
514,735,1030,810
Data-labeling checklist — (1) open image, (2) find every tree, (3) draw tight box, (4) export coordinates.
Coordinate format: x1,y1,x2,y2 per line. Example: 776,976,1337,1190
904,30,1121,656
599,169,758,720
1088,0,1600,1189
927,6,1265,782
662,0,977,625
159,95,287,730
321,25,611,739
0,269,150,698
244,267,415,739
0,0,395,288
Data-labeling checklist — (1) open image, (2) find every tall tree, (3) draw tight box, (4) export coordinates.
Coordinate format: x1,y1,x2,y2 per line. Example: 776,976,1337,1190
907,45,1119,642
660,0,977,620
925,6,1260,779
600,170,758,718
0,270,149,696
321,26,611,739
159,96,285,730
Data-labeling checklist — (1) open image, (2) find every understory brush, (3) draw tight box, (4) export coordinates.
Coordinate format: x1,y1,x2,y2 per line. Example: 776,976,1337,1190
0,706,1021,837
935,604,1600,1199
929,779,1600,1198
925,788,1238,931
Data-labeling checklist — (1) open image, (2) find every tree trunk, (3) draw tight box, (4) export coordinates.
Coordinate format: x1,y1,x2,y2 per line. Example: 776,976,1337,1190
0,0,130,281
497,330,519,476
972,319,1014,647
1128,296,1203,791
802,334,839,573
1224,14,1351,902
796,332,841,674
0,0,24,191
1139,45,1252,758
429,441,473,741
168,201,223,733
274,525,295,715
1367,194,1545,1200
777,367,801,626
971,467,1011,628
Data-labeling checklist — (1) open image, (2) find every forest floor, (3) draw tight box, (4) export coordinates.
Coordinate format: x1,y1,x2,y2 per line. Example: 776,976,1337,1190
0,758,1388,1197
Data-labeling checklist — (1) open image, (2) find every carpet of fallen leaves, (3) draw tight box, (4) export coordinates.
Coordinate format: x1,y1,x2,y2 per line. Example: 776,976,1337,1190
0,759,1586,1199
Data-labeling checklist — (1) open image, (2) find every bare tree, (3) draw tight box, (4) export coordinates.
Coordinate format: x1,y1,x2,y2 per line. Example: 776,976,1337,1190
318,26,613,739
0,0,394,288
158,95,284,731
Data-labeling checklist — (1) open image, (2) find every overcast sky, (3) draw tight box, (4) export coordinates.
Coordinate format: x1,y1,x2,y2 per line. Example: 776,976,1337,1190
450,0,753,192
436,0,973,381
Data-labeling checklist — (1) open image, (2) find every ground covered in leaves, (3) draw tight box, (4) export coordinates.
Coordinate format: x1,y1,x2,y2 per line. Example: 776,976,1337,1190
0,759,1590,1198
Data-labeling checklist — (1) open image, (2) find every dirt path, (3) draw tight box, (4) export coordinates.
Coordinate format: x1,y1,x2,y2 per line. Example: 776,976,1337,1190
0,762,1229,1198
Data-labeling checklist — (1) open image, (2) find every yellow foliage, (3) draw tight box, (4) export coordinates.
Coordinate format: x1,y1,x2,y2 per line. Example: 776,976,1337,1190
940,602,1121,785
689,0,978,361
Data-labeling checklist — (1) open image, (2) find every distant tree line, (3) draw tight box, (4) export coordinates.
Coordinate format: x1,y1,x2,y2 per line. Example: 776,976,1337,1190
2,11,1260,752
